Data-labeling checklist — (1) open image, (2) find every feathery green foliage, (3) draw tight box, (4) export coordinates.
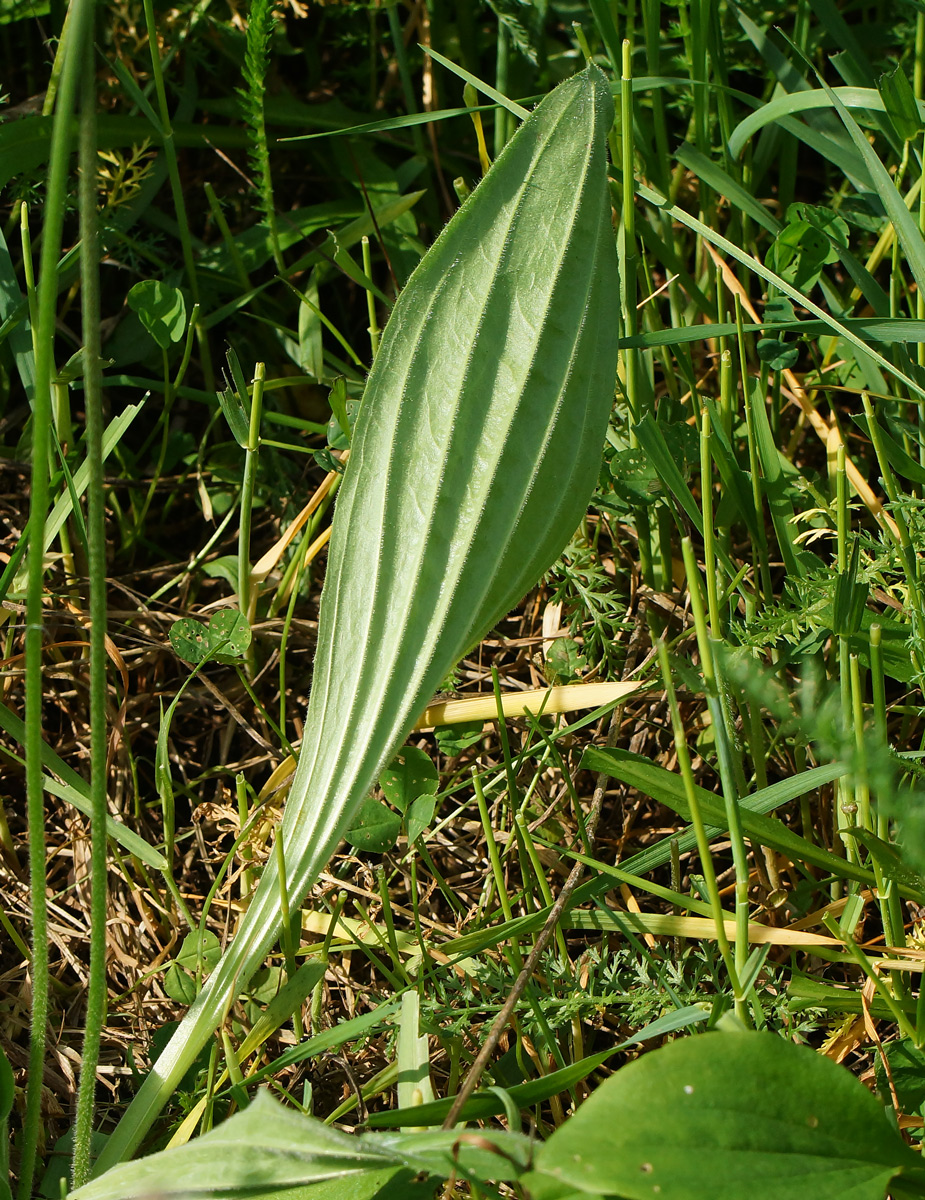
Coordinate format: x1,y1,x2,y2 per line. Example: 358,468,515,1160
238,0,283,272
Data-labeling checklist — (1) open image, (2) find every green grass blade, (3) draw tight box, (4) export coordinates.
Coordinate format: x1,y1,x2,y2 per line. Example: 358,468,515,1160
620,316,925,349
582,747,876,887
674,141,781,234
420,47,529,119
635,180,925,401
746,379,806,579
42,400,145,552
0,223,35,401
0,700,167,870
727,85,913,160
284,104,499,142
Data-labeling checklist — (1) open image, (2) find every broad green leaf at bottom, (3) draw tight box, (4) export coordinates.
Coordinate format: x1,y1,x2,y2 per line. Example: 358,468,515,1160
533,1031,920,1200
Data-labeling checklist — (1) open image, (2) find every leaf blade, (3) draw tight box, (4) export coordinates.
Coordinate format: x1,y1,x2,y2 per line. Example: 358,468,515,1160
96,64,620,1171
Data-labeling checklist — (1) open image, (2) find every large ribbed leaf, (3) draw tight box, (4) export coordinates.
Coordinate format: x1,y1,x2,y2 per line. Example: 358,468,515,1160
94,63,618,1174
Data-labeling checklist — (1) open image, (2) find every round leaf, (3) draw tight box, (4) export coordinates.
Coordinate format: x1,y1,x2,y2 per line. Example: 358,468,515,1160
345,798,402,853
534,1030,920,1200
127,280,188,349
208,609,252,659
544,637,586,684
757,336,800,372
786,202,849,258
169,618,212,665
434,720,484,756
763,296,796,324
169,612,251,666
163,961,198,1005
379,746,438,814
175,929,221,974
606,446,661,506
405,793,437,844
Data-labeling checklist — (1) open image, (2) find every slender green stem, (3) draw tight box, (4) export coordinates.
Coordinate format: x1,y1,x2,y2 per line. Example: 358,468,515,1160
868,624,908,997
514,811,570,965
834,443,853,888
20,0,97,1192
362,236,380,359
132,347,178,540
620,38,639,425
657,640,741,996
236,773,253,899
274,831,296,978
849,654,871,834
572,20,594,64
204,182,250,288
734,295,772,602
699,407,721,637
494,21,510,156
474,770,524,974
239,362,265,626
141,0,198,300
71,18,109,1189
311,890,348,1034
377,867,409,985
681,536,750,1017
19,204,38,357
834,443,847,572
141,0,213,389
620,37,653,588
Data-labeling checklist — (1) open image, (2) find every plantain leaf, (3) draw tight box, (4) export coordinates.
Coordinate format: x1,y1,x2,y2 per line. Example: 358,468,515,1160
71,1093,411,1199
95,63,619,1172
534,1031,920,1200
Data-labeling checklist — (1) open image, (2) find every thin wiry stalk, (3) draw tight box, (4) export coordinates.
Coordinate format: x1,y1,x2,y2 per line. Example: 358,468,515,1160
71,17,109,1190
140,0,199,301
140,0,213,390
238,362,265,626
19,0,97,1193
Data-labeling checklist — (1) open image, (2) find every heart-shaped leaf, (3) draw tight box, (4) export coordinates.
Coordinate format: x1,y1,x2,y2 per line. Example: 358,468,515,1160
434,720,484,756
208,609,252,659
757,335,800,372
